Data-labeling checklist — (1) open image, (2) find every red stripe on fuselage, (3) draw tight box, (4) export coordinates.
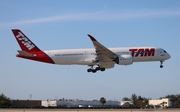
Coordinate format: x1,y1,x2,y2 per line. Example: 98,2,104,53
16,51,54,64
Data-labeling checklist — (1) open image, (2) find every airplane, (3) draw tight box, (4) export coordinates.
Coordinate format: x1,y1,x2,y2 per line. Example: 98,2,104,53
12,29,171,73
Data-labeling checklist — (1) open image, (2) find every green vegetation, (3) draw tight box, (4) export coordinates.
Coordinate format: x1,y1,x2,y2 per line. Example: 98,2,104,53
164,94,180,108
0,92,180,108
121,94,180,108
100,97,106,106
122,97,131,101
0,93,11,107
122,94,150,108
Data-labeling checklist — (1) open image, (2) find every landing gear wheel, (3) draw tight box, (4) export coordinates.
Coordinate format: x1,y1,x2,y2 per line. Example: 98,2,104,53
100,68,105,71
87,69,92,72
92,69,97,73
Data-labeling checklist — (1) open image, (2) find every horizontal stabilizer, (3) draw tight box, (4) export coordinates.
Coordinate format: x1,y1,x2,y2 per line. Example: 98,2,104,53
17,50,34,57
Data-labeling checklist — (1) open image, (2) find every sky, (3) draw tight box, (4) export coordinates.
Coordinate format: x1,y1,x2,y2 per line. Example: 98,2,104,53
0,0,180,101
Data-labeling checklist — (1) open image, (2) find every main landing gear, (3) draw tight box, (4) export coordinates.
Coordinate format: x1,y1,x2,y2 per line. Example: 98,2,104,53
160,61,163,68
87,66,106,73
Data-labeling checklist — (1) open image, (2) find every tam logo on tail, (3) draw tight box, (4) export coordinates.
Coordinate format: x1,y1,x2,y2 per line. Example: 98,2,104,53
12,29,55,64
16,32,35,50
12,29,41,52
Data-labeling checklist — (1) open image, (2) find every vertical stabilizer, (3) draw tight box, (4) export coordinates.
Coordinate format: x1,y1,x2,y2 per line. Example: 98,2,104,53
12,29,41,52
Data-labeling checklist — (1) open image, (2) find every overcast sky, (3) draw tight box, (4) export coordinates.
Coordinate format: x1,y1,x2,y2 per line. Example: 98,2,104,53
0,0,180,101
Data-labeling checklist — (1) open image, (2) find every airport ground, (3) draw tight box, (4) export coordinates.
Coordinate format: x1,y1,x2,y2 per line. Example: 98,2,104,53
0,109,180,112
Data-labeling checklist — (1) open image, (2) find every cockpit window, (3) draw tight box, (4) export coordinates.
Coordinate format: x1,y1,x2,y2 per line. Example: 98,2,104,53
164,50,167,53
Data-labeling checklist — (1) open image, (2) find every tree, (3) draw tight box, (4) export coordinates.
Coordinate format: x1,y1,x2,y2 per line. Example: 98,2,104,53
176,94,180,98
136,96,146,108
160,101,166,108
136,100,145,108
165,94,180,107
173,101,180,108
100,97,106,106
0,93,11,107
143,97,150,107
122,97,131,101
131,94,137,105
138,95,143,101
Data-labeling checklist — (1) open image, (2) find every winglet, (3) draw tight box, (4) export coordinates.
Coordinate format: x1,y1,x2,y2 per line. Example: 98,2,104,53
87,34,97,41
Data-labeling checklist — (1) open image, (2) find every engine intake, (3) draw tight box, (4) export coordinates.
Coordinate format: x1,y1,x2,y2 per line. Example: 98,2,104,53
114,55,133,65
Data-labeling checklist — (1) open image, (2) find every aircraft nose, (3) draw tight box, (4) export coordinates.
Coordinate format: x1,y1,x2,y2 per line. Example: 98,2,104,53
167,53,171,59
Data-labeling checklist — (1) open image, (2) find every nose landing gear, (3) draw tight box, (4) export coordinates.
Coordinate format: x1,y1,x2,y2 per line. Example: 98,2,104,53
160,61,163,68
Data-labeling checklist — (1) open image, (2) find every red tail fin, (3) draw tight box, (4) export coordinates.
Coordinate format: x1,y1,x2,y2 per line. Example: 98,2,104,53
12,29,41,52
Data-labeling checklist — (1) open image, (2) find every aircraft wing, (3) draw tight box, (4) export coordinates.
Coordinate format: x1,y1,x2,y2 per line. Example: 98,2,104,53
88,34,117,64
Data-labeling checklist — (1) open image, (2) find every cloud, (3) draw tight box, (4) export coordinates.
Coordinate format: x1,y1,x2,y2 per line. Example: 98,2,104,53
1,8,180,27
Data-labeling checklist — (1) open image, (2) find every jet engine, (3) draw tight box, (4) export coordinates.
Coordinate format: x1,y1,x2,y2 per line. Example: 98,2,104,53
113,55,133,65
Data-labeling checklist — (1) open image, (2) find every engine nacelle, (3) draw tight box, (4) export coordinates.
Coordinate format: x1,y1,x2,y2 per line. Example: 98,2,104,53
114,55,133,65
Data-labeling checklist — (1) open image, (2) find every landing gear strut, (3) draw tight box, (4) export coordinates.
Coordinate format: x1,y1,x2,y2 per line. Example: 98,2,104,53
87,66,106,73
160,61,163,68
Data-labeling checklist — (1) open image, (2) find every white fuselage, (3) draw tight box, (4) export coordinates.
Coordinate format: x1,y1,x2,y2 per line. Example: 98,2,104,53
44,47,170,65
